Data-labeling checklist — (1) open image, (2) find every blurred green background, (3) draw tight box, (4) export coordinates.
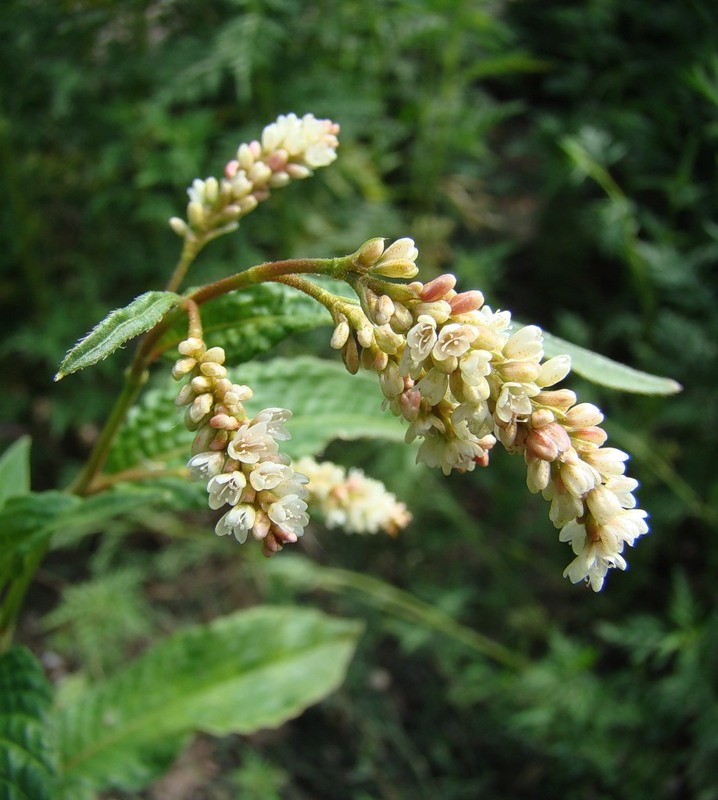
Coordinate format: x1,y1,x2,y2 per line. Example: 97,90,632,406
2,0,718,798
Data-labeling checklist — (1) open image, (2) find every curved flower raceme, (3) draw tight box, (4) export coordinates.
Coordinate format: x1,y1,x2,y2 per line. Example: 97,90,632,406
170,112,340,240
174,337,309,556
331,238,649,591
295,456,411,537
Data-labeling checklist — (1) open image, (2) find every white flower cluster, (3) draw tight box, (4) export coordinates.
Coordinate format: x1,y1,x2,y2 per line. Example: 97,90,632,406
295,456,411,536
169,112,340,239
174,337,309,556
334,239,649,590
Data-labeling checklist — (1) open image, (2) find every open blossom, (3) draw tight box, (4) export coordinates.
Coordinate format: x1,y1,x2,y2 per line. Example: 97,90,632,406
173,335,309,556
336,238,651,590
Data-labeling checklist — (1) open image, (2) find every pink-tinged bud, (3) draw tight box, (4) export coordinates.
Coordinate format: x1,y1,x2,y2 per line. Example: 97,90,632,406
286,163,312,179
564,403,604,428
373,350,389,371
266,149,288,171
450,290,484,315
253,509,271,540
342,337,360,375
571,426,608,449
210,413,240,430
525,422,572,462
399,388,421,421
420,273,456,302
225,159,240,178
249,140,262,159
535,389,577,410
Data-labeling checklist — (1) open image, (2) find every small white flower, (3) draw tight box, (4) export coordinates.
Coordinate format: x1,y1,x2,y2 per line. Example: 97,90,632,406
207,471,247,510
249,461,296,491
268,494,309,537
187,451,225,481
495,383,533,423
227,422,278,463
215,503,257,543
432,324,478,362
252,408,293,441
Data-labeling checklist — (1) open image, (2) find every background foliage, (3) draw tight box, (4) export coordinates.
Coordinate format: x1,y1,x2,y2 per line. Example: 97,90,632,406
1,0,717,797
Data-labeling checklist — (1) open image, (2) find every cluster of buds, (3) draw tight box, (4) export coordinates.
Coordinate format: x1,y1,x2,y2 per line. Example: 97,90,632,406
295,457,411,537
173,336,309,556
331,238,649,590
169,113,340,240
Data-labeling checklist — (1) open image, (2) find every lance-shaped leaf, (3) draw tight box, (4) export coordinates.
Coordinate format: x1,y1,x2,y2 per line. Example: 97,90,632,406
55,291,181,381
0,647,58,800
56,606,362,793
0,436,31,508
107,355,403,472
539,328,682,395
158,279,354,364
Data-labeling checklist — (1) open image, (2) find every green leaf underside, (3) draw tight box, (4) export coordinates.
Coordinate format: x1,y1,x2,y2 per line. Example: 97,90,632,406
0,437,31,508
0,647,57,800
537,327,682,395
106,355,403,473
55,291,181,381
159,279,354,364
57,606,361,792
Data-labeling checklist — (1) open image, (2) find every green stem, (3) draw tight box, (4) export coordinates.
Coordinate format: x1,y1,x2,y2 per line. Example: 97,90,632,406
0,543,49,652
164,236,204,293
70,256,350,496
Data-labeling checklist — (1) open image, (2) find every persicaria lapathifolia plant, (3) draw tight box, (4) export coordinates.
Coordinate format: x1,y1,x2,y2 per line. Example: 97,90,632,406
56,111,674,593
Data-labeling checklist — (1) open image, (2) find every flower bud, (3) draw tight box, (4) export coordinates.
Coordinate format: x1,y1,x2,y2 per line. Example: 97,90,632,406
420,274,456,302
169,217,189,237
187,200,206,229
449,290,484,315
330,318,350,350
352,237,386,269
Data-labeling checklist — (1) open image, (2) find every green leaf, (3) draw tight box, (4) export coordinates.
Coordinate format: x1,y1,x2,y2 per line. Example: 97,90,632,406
107,355,403,472
158,279,351,364
539,328,682,395
0,488,171,580
55,291,181,381
0,493,80,583
57,606,361,793
0,437,31,508
0,647,58,800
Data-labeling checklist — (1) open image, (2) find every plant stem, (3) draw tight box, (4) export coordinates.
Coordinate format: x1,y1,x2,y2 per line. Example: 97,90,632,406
69,256,349,497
